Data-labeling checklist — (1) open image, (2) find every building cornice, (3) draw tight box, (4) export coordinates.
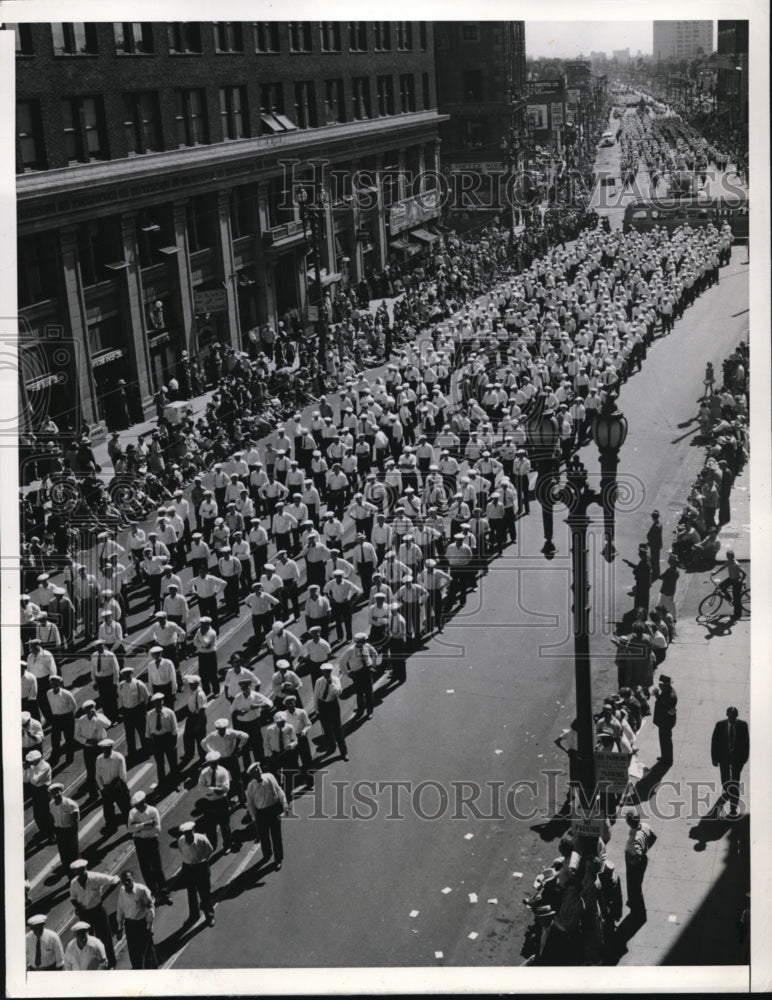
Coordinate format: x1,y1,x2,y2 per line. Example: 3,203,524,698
17,112,450,229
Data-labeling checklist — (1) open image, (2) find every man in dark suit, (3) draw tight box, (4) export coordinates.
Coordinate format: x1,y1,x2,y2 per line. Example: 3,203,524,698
711,707,749,816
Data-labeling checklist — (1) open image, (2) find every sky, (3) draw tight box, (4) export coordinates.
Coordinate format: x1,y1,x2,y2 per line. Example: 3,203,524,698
525,21,717,59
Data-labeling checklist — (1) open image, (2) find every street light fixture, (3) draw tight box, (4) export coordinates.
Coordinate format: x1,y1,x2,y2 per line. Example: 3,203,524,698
591,392,629,556
297,182,329,373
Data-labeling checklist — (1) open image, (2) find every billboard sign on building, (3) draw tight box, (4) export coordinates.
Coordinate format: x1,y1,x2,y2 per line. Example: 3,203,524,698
551,103,564,127
526,104,548,130
389,190,440,235
527,79,564,97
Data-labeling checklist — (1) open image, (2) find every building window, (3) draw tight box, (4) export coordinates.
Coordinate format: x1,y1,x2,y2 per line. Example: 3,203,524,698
229,186,254,239
463,69,484,102
18,233,58,307
114,23,153,54
77,218,121,287
399,74,416,113
324,79,345,124
254,22,279,52
319,22,341,52
422,72,430,110
462,24,479,42
294,81,317,128
17,101,46,172
135,207,173,268
12,24,34,55
374,22,391,51
123,92,162,155
419,21,427,51
349,21,367,51
88,316,124,357
214,22,243,53
167,23,202,54
396,22,413,51
266,175,294,227
174,89,209,147
52,23,97,55
62,96,108,164
352,77,371,120
186,195,216,253
260,82,284,115
289,22,312,53
376,75,395,116
220,86,248,140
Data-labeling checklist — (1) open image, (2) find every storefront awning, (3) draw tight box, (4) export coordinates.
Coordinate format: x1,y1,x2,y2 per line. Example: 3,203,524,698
390,237,412,252
411,228,439,245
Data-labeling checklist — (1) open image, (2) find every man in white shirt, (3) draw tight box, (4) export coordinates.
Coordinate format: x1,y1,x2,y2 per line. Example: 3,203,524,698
245,761,288,869
26,913,64,971
196,751,233,853
63,922,107,971
116,870,157,969
95,738,130,833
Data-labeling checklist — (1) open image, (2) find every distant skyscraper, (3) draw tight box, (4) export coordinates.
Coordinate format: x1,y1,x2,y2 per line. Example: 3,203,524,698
653,21,714,61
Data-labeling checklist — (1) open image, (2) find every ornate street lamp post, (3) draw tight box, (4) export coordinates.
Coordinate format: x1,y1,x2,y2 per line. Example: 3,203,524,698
297,184,329,372
560,398,627,830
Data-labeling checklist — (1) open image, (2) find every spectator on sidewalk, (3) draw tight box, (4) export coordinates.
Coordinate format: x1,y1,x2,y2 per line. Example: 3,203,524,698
652,674,677,766
710,707,749,817
623,809,656,920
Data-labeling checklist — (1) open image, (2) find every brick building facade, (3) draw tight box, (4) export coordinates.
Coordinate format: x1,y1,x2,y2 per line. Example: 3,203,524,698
12,21,446,432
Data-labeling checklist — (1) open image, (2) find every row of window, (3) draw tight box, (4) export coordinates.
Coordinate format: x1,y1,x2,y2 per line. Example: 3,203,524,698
17,74,432,170
13,21,428,56
19,157,433,304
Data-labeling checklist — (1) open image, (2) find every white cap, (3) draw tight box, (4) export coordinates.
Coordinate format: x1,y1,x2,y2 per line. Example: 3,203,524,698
179,821,196,833
131,791,146,806
205,750,221,762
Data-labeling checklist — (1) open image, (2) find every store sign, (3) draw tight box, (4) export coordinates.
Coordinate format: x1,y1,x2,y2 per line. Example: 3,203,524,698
551,104,564,127
446,161,504,173
568,89,582,106
389,190,440,236
193,289,228,314
526,105,549,130
92,349,124,368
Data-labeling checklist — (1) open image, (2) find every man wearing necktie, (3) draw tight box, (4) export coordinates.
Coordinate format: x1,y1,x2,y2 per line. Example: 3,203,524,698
353,531,377,599
196,751,232,852
710,706,749,816
340,634,377,719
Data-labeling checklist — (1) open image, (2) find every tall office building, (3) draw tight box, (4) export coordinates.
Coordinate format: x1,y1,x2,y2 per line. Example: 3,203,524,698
434,21,527,220
653,21,714,62
12,20,446,431
716,21,748,131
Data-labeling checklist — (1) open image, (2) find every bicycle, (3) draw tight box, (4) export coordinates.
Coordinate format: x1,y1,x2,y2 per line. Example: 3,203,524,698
697,579,751,621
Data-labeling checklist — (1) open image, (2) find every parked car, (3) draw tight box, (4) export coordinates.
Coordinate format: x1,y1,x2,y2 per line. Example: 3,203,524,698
599,131,615,147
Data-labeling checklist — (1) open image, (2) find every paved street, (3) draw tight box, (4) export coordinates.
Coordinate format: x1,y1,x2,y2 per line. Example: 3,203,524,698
18,247,742,970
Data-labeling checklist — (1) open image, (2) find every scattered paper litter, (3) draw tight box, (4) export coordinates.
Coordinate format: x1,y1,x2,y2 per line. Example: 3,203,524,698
668,914,679,923
468,893,478,903
464,833,474,840
410,910,419,918
435,951,444,959
487,898,498,904
446,689,455,694
512,872,523,878
441,887,453,894
468,932,479,940
495,749,503,755
537,754,544,758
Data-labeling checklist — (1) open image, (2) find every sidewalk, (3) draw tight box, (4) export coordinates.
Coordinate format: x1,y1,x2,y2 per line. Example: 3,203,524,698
607,465,750,965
